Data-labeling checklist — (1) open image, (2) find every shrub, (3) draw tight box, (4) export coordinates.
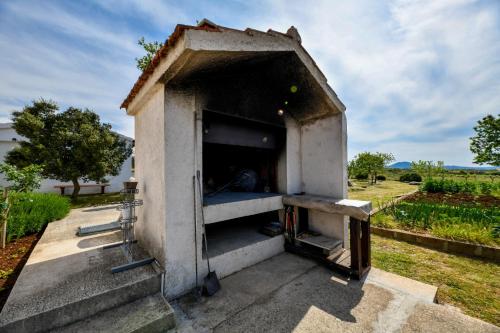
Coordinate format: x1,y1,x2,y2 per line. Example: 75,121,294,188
376,175,386,181
400,173,422,182
355,173,368,180
479,182,494,195
7,192,70,241
421,178,497,195
0,163,43,192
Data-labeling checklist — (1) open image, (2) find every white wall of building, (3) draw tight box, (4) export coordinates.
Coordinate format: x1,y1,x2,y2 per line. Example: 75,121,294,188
0,123,134,194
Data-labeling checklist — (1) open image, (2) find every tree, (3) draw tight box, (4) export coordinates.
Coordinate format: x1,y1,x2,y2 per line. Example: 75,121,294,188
0,163,43,192
410,160,445,180
6,99,132,198
347,160,356,179
135,37,164,72
470,114,499,166
351,152,394,184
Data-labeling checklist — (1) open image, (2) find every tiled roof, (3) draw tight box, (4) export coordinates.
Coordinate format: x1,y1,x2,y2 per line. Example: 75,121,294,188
120,22,221,109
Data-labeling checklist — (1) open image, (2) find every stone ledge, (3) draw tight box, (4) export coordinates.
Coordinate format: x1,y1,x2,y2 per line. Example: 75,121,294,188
371,226,500,263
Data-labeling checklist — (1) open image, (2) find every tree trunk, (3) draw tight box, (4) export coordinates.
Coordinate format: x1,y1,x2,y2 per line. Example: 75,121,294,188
71,179,80,199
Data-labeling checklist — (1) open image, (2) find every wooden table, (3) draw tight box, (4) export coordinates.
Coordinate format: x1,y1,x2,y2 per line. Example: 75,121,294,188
283,194,372,279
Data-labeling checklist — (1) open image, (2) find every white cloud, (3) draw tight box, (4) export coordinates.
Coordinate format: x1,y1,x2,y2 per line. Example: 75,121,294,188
0,0,498,165
245,0,500,165
0,1,143,137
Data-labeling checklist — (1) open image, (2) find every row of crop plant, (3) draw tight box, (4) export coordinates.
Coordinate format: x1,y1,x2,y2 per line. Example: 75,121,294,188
372,178,500,246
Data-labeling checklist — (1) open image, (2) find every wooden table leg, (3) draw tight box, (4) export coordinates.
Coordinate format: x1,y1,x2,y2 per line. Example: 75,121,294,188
101,185,105,194
60,187,65,195
350,217,363,279
361,216,371,269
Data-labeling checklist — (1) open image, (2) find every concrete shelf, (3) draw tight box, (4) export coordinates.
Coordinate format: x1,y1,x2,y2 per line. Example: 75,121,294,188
204,221,285,279
203,192,284,224
204,219,277,258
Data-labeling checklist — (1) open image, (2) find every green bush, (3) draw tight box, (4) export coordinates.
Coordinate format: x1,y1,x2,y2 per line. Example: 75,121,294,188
479,182,494,195
376,175,386,181
355,173,368,180
400,173,422,182
7,192,70,241
421,178,499,195
0,163,43,192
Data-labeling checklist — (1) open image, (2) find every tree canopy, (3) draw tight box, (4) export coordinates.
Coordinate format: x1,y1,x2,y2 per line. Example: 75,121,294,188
410,160,445,180
470,114,499,166
350,152,394,184
135,37,164,72
6,99,132,198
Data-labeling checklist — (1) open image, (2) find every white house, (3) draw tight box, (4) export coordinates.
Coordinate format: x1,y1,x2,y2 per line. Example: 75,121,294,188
0,123,134,194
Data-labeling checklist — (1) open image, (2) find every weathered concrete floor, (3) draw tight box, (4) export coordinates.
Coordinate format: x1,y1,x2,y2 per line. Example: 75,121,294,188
171,253,499,333
0,205,159,327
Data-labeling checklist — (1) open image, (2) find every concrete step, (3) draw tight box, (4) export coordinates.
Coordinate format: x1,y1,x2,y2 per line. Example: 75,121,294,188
0,264,162,333
53,293,176,333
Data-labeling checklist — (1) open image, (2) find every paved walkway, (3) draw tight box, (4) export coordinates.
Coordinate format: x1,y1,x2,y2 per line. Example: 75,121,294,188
0,205,159,330
171,253,498,333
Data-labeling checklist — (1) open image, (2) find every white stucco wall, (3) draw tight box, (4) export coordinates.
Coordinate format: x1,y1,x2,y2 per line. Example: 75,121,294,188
134,84,167,265
300,113,348,242
163,87,198,298
0,124,133,194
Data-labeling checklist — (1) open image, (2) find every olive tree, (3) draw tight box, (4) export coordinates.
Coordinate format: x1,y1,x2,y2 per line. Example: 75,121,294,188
470,114,499,166
351,152,394,184
410,160,445,180
6,99,132,198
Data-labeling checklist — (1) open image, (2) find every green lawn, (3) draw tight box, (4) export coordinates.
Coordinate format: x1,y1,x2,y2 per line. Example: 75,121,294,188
69,192,122,209
348,180,416,208
372,235,500,326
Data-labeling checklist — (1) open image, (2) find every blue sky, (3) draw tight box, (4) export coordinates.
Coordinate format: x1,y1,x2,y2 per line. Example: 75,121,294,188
0,0,499,166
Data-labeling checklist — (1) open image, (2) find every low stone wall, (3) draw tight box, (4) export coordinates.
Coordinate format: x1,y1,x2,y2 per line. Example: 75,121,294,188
371,226,500,263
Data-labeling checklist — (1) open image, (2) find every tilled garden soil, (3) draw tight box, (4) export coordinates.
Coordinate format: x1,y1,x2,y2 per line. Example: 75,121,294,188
404,191,500,208
0,233,41,311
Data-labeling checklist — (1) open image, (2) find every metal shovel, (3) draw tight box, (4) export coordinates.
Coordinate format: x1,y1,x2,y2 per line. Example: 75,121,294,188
196,170,221,296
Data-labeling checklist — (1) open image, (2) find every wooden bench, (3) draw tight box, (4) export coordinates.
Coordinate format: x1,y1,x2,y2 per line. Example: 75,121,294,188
54,184,110,195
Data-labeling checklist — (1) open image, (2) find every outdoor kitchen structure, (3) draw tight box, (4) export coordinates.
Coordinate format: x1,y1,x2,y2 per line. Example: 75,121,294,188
122,20,371,299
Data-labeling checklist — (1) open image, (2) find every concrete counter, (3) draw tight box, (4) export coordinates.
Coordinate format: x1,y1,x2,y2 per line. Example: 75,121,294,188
283,195,371,221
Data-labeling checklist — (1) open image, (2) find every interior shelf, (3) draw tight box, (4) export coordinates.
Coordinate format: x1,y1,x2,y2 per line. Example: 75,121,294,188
204,218,276,258
295,232,343,256
203,192,283,224
203,192,281,206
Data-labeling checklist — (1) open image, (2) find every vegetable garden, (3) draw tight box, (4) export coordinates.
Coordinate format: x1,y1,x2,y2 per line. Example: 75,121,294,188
372,179,500,246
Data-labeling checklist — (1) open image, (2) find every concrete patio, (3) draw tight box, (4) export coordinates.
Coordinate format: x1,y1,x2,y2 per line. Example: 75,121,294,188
0,205,497,332
171,253,498,333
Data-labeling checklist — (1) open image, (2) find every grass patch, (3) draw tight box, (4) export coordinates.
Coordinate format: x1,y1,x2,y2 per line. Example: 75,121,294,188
7,192,70,241
372,235,500,326
348,180,416,208
70,192,122,209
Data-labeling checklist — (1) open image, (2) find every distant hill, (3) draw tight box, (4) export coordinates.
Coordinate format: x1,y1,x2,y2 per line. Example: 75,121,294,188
389,162,412,169
388,161,497,171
